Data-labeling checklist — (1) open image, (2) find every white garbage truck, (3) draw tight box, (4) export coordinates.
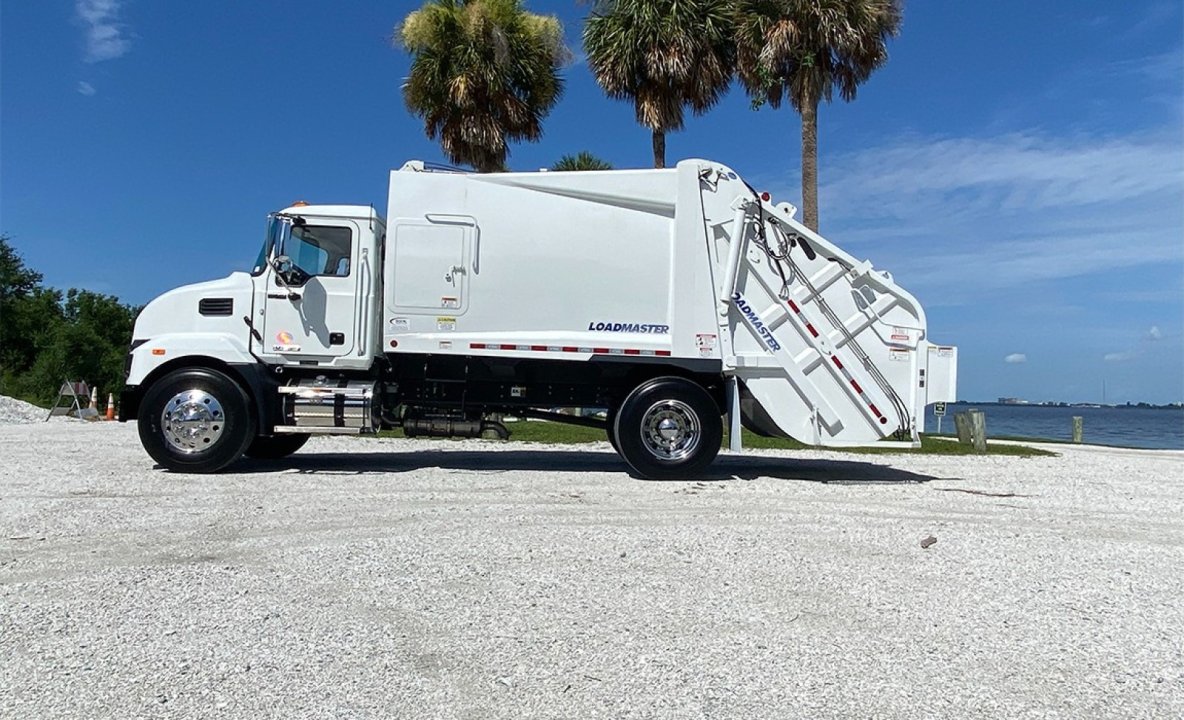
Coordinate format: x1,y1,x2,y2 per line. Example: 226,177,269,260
120,159,957,478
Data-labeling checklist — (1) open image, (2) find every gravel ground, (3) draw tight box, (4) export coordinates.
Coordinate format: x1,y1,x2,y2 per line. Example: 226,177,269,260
1,421,1181,719
0,395,58,424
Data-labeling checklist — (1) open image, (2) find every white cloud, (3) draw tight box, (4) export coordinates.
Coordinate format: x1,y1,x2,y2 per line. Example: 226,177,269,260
820,131,1181,223
76,0,130,63
1105,326,1168,362
1004,353,1027,364
77,81,96,96
757,129,1184,297
1107,49,1183,84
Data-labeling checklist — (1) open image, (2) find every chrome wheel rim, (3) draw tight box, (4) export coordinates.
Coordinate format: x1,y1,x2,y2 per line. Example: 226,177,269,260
161,389,225,454
640,399,700,461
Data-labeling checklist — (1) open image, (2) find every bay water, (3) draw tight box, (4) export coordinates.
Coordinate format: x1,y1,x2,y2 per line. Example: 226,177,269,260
924,403,1184,450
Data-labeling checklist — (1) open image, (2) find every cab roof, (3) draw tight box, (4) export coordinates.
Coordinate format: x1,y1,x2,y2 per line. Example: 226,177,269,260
278,204,385,224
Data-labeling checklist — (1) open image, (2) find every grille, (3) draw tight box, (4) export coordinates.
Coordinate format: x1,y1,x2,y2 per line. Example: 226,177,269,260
198,297,233,316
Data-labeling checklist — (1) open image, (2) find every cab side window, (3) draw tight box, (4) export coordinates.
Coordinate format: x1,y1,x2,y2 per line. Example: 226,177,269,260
288,225,352,277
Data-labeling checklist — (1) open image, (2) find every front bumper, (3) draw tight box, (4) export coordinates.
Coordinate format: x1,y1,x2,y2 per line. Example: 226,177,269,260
119,386,141,421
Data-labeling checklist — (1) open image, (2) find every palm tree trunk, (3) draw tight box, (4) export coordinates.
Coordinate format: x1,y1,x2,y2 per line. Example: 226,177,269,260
800,99,819,232
652,130,666,169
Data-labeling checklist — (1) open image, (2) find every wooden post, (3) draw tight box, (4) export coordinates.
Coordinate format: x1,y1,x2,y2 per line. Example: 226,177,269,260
969,409,987,453
1072,416,1083,444
954,412,973,445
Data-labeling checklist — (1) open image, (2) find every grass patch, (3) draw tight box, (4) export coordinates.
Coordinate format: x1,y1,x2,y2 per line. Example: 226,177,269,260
730,430,1052,457
375,421,1054,457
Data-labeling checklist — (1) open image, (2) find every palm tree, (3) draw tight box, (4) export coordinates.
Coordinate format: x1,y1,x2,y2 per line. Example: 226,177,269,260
395,0,571,172
583,0,735,169
551,151,613,171
734,0,902,231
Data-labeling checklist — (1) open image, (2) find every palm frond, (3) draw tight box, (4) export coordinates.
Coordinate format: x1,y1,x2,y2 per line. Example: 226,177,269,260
395,0,571,172
735,0,902,111
583,0,735,136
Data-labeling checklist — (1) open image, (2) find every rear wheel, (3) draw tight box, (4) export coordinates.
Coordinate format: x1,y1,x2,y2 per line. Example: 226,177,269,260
605,405,621,455
137,368,255,473
244,433,310,459
613,377,722,479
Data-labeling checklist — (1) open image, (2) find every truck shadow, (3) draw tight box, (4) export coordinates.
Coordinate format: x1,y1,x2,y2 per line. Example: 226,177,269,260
233,449,937,485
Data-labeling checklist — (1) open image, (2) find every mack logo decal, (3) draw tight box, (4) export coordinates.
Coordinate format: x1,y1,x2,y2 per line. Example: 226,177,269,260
587,322,669,334
732,292,781,351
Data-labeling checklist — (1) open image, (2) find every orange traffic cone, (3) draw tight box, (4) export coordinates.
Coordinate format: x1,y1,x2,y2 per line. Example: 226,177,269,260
106,393,115,421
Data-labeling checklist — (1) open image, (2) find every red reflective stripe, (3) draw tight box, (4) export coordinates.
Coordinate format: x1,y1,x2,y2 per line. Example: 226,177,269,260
467,343,671,357
851,379,863,394
806,323,819,338
868,403,883,418
788,300,800,313
831,356,844,370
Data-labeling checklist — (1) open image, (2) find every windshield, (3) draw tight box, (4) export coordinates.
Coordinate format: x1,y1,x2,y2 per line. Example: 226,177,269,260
249,213,293,275
251,214,285,276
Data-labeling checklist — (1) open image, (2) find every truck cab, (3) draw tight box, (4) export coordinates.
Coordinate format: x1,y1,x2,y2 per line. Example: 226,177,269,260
248,205,383,369
121,205,383,472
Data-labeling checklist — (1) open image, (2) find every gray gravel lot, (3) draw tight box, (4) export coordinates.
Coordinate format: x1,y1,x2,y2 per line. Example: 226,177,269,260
2,421,1182,719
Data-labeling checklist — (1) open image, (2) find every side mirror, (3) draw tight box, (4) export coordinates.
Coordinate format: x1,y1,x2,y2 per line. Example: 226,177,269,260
272,255,294,274
269,255,303,300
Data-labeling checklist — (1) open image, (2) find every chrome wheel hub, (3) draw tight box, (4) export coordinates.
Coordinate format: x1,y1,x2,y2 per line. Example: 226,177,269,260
640,400,700,461
161,389,225,454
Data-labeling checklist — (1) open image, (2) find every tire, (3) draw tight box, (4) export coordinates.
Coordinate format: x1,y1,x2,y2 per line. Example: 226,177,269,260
605,405,621,455
137,368,256,473
244,433,310,459
613,377,722,480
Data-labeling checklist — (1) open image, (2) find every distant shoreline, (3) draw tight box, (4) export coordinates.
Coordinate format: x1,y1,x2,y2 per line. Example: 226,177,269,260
951,401,1183,411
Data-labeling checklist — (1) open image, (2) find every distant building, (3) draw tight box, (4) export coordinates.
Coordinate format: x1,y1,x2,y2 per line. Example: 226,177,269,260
998,397,1029,405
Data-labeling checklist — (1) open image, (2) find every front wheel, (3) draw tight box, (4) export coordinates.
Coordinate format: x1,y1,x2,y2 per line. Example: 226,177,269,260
613,377,722,480
137,368,256,473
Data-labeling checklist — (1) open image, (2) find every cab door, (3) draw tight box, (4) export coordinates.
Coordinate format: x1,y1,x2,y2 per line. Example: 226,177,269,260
256,219,360,363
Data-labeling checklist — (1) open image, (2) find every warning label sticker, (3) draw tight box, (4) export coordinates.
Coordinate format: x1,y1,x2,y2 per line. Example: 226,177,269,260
391,317,411,332
889,349,910,362
891,326,910,342
695,333,718,358
436,317,456,331
441,296,459,309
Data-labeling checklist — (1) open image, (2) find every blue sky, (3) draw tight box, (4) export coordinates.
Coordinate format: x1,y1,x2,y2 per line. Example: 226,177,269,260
2,1,1181,404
